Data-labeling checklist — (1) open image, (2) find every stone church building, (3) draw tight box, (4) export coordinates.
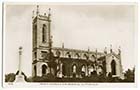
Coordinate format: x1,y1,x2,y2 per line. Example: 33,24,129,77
32,6,124,79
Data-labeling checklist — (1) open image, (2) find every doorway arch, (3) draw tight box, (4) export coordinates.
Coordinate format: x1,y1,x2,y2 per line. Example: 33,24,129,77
111,60,116,75
42,64,47,75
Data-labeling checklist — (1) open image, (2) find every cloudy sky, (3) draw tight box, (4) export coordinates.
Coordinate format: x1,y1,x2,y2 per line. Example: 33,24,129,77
4,3,137,76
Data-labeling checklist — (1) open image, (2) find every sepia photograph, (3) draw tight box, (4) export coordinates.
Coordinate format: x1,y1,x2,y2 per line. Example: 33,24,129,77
3,2,137,87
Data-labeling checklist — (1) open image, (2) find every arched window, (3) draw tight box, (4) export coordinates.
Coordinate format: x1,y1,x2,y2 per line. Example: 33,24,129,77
111,60,116,75
66,52,71,58
34,25,37,44
81,65,86,72
91,55,96,62
89,65,94,75
42,24,46,42
81,65,86,77
98,65,103,75
75,53,80,59
83,54,89,60
72,65,76,73
91,65,94,71
42,64,47,75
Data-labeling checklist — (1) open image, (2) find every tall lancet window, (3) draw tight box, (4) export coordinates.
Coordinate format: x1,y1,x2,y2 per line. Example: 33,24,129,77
34,25,37,44
42,24,46,42
72,65,76,73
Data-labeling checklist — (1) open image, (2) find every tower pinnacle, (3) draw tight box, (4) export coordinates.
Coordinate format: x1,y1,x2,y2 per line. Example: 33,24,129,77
48,8,51,16
110,44,112,53
118,46,121,55
36,5,39,16
104,47,107,54
48,8,51,21
32,10,35,19
62,43,64,48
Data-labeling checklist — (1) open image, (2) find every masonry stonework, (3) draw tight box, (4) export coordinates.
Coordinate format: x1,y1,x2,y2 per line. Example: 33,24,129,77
32,6,124,79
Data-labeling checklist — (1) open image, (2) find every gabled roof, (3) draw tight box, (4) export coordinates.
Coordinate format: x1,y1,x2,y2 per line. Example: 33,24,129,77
106,52,120,59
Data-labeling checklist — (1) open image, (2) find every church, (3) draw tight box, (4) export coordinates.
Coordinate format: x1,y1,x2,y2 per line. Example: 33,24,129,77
32,6,124,80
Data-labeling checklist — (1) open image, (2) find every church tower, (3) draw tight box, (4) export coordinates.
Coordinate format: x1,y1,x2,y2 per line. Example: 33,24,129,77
32,6,52,77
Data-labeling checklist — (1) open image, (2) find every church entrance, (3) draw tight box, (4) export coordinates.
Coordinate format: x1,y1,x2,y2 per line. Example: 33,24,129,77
42,64,47,75
111,60,116,75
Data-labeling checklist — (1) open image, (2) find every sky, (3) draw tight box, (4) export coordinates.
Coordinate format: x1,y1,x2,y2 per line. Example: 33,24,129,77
4,3,137,77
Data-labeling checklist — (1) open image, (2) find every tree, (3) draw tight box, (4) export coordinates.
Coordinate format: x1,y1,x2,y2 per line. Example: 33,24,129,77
124,68,135,82
5,73,15,82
